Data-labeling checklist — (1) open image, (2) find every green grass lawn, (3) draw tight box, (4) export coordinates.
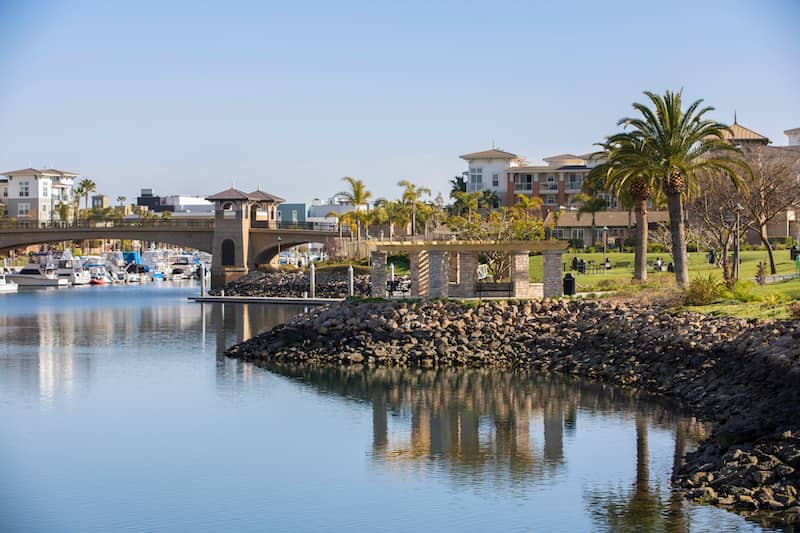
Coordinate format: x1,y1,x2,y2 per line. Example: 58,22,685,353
529,249,799,291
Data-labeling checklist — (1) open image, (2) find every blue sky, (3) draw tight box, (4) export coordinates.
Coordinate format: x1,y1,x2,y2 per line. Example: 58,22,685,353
1,0,798,204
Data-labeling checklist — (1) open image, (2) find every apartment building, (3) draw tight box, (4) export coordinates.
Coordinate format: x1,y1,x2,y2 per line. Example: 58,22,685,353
0,168,78,223
459,149,526,197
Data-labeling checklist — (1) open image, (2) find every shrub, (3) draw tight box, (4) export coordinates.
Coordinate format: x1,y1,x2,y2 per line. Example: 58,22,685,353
682,274,729,306
787,301,800,319
731,280,759,302
648,243,667,253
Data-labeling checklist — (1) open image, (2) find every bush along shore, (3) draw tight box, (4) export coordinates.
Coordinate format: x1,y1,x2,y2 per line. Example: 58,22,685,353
209,269,371,298
225,298,800,522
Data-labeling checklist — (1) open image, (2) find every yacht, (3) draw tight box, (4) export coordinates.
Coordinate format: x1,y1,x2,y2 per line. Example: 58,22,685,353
8,261,69,287
55,253,91,285
83,256,113,286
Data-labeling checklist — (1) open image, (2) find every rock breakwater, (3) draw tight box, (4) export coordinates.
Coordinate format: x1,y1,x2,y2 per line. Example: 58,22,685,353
225,298,800,522
210,270,371,298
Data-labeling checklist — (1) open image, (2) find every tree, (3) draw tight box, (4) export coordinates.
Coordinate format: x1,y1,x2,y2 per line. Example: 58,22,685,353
449,174,467,198
451,191,480,217
374,198,410,239
605,90,748,286
738,145,800,274
398,179,431,236
339,176,372,240
74,183,86,220
77,178,97,218
56,201,71,224
573,194,607,247
117,196,126,207
587,136,661,281
479,189,500,209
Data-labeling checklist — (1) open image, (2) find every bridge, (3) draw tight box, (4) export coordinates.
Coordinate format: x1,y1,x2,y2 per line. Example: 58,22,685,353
0,187,343,288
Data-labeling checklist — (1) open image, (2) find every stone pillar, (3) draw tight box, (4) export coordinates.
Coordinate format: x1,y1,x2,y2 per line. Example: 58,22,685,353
511,251,531,298
448,252,460,283
428,250,448,298
409,250,429,297
347,265,354,297
543,250,564,298
458,252,478,298
371,251,387,298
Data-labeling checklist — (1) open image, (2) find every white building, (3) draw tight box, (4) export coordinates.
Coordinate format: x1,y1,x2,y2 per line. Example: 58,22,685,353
163,195,214,214
459,149,526,198
0,168,78,223
786,127,800,146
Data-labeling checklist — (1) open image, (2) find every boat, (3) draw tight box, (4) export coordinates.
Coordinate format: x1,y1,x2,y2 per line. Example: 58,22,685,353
55,252,91,285
83,256,113,286
7,261,70,287
0,262,18,293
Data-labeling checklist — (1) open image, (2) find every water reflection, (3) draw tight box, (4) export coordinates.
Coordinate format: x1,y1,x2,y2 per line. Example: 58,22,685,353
259,362,710,526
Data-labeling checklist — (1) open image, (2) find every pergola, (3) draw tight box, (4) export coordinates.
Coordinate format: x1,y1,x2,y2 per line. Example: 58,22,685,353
371,240,567,299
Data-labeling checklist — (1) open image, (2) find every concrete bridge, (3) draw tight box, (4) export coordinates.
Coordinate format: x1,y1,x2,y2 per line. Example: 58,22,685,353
0,187,342,288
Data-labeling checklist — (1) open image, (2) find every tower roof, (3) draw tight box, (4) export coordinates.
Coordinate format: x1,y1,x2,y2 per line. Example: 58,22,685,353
459,149,520,160
205,187,252,201
248,189,285,203
723,122,770,144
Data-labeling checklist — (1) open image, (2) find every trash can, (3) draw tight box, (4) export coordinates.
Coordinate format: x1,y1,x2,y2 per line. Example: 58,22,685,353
563,273,576,296
791,245,799,262
708,249,716,264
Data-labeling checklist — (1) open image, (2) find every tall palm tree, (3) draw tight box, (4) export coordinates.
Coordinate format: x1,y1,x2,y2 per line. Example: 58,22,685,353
374,199,409,239
398,179,430,236
449,174,467,198
587,137,661,281
514,193,543,214
77,178,96,218
451,191,480,218
574,194,608,247
117,195,126,207
73,183,85,221
339,176,372,240
608,90,748,285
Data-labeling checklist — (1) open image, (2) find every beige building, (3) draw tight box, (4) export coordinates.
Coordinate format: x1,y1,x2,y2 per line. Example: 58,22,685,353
545,210,669,248
0,168,78,223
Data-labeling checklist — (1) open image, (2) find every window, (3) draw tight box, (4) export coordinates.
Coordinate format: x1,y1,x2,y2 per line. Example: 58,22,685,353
568,174,583,191
514,174,532,192
18,203,30,216
19,181,30,197
291,210,298,223
469,167,483,191
547,174,555,182
571,228,584,241
42,182,49,198
545,195,556,205
492,173,499,187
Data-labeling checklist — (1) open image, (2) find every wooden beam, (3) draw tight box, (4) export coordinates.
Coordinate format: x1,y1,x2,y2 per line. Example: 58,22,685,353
374,240,568,252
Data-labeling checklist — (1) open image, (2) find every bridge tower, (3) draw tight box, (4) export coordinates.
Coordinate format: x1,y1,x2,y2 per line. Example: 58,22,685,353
206,187,256,289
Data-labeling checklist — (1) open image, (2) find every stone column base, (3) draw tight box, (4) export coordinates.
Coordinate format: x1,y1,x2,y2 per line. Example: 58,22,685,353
211,267,249,290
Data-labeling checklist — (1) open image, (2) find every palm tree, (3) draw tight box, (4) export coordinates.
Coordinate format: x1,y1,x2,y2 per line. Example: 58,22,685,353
117,196,126,207
398,180,431,236
608,90,748,285
74,183,86,221
479,189,500,209
574,194,608,247
325,211,345,238
587,137,661,281
339,176,372,240
77,179,96,218
451,191,480,218
55,201,71,224
449,174,467,198
374,199,409,239
514,193,543,214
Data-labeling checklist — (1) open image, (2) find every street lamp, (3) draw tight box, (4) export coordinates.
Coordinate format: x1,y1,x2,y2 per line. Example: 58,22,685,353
277,236,283,263
734,203,744,281
602,225,609,256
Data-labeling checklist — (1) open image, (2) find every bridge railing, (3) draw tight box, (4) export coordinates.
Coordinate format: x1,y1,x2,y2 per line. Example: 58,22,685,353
0,218,215,230
252,220,342,232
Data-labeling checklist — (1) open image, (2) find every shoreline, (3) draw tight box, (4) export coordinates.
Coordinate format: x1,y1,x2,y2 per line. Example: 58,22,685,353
224,297,800,524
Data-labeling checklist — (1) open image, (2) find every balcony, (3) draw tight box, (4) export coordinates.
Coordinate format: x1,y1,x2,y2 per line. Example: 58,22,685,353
540,183,559,193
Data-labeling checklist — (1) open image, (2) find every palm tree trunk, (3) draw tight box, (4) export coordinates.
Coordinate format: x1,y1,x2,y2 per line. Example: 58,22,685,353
591,213,596,247
634,200,648,281
667,193,689,286
759,223,777,275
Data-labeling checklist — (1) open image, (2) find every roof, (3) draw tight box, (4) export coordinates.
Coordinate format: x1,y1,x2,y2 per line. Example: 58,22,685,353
460,149,520,160
0,167,79,177
248,189,285,203
507,164,589,173
205,187,253,201
544,210,670,228
784,127,800,135
723,123,770,143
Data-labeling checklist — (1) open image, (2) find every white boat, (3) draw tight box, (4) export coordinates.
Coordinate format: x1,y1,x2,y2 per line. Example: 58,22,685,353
55,254,91,285
0,263,18,293
8,262,70,287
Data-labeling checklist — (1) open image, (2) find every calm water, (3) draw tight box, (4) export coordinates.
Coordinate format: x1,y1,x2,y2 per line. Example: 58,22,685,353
0,285,783,532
